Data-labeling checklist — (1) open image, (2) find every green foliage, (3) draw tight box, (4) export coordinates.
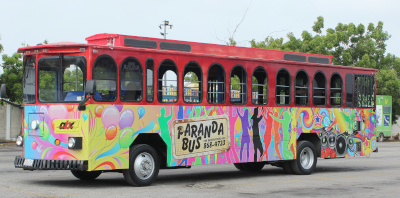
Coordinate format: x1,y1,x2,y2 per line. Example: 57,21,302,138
0,35,3,54
251,16,400,123
0,53,23,104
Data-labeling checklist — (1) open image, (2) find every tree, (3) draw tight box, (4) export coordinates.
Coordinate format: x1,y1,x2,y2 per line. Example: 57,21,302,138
250,16,400,122
0,35,3,54
0,53,23,104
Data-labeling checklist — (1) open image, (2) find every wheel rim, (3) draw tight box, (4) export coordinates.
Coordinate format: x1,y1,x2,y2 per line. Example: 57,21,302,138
134,152,155,180
300,147,314,170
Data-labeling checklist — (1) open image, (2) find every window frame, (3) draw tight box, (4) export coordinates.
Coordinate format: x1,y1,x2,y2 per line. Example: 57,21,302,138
230,64,247,105
251,66,268,105
275,68,291,106
330,72,343,107
92,54,118,102
119,56,143,102
183,61,202,104
207,63,226,104
146,58,154,103
157,59,179,103
312,71,327,106
294,69,309,106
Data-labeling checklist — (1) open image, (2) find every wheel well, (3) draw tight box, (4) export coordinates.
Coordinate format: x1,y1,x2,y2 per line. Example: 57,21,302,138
131,133,168,168
297,133,321,157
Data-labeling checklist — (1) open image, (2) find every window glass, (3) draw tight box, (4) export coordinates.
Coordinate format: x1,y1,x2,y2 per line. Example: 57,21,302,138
295,70,308,106
23,57,36,104
146,59,154,102
230,65,247,104
207,64,225,104
184,62,202,103
252,67,268,105
38,56,86,102
330,73,342,106
313,71,326,106
158,60,178,103
346,73,353,107
120,58,143,102
93,56,117,102
354,74,375,108
275,69,290,105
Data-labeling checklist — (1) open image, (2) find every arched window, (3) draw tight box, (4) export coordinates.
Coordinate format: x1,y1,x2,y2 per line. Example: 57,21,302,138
276,69,290,105
183,61,202,103
252,67,268,105
92,55,117,102
295,70,309,106
313,71,326,106
158,59,178,103
120,57,143,102
146,59,154,102
330,73,343,106
207,63,225,104
230,65,247,104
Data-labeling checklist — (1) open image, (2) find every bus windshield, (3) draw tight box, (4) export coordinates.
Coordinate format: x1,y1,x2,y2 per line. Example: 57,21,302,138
38,55,86,102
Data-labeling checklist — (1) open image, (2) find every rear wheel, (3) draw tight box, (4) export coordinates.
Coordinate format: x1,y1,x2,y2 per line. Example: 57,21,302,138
282,161,293,174
123,144,160,186
71,170,102,180
378,133,384,142
233,163,245,170
234,162,264,171
290,141,317,175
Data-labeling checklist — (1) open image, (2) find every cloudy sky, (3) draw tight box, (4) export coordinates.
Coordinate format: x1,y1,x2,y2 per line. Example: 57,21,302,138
0,0,399,74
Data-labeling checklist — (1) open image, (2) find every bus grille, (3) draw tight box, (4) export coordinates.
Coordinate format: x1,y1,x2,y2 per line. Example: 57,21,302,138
14,156,87,171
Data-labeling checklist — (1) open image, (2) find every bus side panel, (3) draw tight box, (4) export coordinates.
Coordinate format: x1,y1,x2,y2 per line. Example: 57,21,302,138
85,105,377,171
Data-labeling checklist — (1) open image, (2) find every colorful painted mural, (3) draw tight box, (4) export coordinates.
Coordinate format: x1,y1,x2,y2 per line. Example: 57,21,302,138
22,104,377,171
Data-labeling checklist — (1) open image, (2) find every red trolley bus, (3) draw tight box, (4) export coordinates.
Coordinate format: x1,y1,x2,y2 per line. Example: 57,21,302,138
3,33,377,186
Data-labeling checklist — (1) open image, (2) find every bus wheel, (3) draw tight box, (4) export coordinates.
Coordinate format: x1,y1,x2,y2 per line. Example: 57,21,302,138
123,144,160,186
290,141,317,175
241,162,265,171
233,163,245,170
71,170,102,180
378,133,384,142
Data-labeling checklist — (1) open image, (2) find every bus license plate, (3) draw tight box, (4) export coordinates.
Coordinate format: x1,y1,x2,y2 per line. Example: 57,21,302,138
23,159,34,167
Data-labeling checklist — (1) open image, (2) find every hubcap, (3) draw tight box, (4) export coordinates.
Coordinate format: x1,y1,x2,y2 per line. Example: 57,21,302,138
300,147,314,170
134,152,155,180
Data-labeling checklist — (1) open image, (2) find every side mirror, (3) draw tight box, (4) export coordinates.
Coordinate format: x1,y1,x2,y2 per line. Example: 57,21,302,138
0,84,6,99
85,80,96,95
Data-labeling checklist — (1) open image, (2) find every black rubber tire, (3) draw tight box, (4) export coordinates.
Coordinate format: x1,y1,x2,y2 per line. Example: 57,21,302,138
290,141,317,175
241,162,265,171
378,133,384,142
123,144,160,186
71,170,102,180
282,161,294,174
233,163,245,170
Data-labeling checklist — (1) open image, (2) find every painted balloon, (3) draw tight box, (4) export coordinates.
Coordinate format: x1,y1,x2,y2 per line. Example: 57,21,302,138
119,108,134,129
82,113,88,121
39,121,50,140
48,105,68,120
32,141,38,150
105,125,117,140
138,106,145,119
101,106,120,128
95,105,104,118
119,127,134,148
114,105,123,112
66,105,74,112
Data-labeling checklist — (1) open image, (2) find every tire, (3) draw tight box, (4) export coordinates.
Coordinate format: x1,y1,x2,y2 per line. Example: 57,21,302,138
290,141,317,175
378,133,384,142
282,161,293,174
233,163,245,170
71,170,102,180
123,144,160,186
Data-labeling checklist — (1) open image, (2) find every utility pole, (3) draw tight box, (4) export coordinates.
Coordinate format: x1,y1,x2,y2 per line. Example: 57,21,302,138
159,20,173,39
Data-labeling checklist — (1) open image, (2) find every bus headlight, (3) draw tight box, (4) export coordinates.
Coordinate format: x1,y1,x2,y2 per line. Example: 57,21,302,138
30,120,39,130
16,135,23,146
68,137,82,149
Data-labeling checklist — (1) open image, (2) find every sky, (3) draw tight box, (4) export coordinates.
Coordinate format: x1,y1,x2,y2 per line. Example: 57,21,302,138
1,0,399,74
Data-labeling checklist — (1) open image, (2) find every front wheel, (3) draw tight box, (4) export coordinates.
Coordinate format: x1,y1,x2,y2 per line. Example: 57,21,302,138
290,141,317,175
71,170,102,180
123,144,160,186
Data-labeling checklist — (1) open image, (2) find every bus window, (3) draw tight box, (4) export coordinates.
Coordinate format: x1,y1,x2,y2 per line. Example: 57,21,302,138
230,65,247,104
330,73,343,106
346,73,353,107
252,67,268,105
146,59,154,102
158,59,178,103
295,70,309,106
313,71,326,106
183,61,202,103
354,74,375,108
207,64,225,104
275,69,290,105
120,57,143,102
92,55,117,102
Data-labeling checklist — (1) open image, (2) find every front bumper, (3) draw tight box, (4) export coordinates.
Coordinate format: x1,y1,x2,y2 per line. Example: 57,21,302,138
14,156,88,171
